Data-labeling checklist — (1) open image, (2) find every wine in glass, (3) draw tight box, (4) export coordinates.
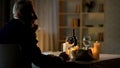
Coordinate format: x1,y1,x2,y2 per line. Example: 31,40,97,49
83,35,91,50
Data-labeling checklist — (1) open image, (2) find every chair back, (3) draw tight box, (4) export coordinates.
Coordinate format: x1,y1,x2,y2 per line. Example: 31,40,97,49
0,44,21,68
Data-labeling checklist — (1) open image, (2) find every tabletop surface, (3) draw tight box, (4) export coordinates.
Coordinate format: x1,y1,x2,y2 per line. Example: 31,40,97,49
42,51,120,60
73,53,120,64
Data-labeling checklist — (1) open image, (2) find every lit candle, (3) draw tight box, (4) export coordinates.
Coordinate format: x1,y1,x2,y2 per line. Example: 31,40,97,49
91,41,101,60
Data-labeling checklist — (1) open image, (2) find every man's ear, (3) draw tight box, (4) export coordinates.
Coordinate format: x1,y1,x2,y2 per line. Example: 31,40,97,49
13,11,23,19
17,11,23,18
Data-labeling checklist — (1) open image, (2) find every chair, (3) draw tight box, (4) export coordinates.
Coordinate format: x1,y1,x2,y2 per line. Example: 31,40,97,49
0,44,21,68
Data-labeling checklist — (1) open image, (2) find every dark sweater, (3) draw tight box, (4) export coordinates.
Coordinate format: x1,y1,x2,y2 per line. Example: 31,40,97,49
0,19,64,68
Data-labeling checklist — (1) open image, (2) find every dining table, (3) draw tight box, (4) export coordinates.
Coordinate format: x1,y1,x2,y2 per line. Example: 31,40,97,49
42,51,120,68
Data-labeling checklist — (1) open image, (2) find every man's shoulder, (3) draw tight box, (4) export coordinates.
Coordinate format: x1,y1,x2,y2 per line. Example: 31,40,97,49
0,19,26,32
5,19,26,29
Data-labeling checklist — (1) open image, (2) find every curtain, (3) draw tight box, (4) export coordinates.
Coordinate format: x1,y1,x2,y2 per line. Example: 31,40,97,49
34,0,59,52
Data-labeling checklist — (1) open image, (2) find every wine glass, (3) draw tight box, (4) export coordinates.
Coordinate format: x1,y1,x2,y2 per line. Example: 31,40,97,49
83,35,91,50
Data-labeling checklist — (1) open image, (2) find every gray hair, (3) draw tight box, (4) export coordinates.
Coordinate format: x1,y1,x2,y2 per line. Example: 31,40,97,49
12,0,33,18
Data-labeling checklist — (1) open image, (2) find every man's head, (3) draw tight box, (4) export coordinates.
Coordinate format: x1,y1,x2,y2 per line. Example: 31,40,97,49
13,0,37,24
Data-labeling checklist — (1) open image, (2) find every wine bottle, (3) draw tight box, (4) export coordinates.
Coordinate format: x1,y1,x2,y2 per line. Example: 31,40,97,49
72,29,77,46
